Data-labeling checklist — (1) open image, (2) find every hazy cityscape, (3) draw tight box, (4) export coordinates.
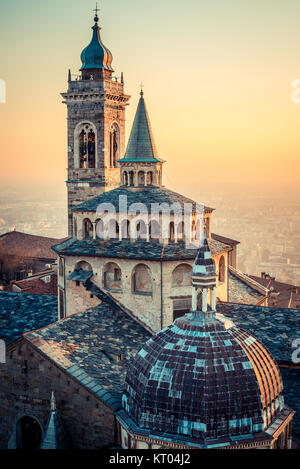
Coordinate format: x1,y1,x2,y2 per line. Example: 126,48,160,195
1,185,299,286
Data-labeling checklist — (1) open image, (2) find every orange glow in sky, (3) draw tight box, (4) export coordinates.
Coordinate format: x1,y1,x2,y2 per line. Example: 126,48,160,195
1,0,300,200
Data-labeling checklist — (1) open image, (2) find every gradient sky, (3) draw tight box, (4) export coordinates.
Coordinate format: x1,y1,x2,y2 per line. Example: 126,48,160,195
1,0,300,201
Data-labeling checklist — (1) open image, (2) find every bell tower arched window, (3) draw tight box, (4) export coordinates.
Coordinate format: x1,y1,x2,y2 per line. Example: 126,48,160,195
87,129,95,168
76,123,97,169
110,123,120,168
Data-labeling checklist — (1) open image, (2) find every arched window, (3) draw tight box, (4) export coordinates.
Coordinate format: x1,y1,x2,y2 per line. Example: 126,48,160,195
149,220,160,240
79,129,87,168
132,264,152,295
138,171,145,186
103,262,122,291
83,218,93,238
96,219,104,239
136,220,147,240
77,123,97,169
87,129,95,168
121,219,130,239
75,261,93,272
219,256,225,283
147,172,154,186
191,221,196,241
110,123,120,168
169,222,175,242
107,219,119,239
129,171,134,186
123,171,128,186
16,416,42,449
172,264,192,287
177,221,185,241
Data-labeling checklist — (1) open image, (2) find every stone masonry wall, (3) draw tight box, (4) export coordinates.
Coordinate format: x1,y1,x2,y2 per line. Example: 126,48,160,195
0,339,116,449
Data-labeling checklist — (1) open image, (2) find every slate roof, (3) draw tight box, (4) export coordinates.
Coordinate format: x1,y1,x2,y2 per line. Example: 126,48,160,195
0,291,58,344
249,274,300,309
228,272,265,305
25,302,151,411
280,368,300,446
121,91,160,162
193,231,216,277
71,186,214,214
122,311,285,444
0,231,67,260
217,302,300,363
52,238,230,261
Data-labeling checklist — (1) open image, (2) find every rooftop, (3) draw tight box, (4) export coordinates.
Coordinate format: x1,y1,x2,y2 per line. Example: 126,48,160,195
217,302,300,363
0,231,67,260
72,186,214,214
24,301,150,411
0,291,58,344
52,238,231,261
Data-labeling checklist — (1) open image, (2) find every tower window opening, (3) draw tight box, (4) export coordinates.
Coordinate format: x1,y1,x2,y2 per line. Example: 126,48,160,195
78,124,96,169
87,130,95,168
110,123,120,168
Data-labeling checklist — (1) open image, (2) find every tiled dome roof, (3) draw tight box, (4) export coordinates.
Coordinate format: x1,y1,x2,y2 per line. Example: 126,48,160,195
122,312,284,442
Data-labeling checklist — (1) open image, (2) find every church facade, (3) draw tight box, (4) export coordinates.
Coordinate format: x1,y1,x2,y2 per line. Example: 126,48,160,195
55,11,236,333
0,10,297,450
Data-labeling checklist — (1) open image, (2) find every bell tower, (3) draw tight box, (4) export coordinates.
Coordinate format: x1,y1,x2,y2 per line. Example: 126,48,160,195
62,9,130,235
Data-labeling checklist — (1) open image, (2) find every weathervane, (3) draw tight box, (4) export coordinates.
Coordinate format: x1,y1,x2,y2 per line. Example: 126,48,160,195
140,81,144,96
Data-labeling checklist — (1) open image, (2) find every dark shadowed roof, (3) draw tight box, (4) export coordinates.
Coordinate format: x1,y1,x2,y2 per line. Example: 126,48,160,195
72,186,214,213
122,311,286,447
0,291,58,344
25,302,151,411
217,302,300,363
52,238,231,261
0,231,68,260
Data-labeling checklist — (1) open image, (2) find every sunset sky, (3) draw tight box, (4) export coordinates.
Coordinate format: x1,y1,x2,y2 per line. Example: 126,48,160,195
1,0,300,201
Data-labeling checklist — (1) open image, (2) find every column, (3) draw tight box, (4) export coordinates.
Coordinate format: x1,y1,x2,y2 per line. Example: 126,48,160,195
202,288,208,313
92,222,96,240
192,286,197,311
211,286,216,310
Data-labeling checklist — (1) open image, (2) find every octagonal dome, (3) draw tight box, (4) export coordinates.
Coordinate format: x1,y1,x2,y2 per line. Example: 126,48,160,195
122,312,284,442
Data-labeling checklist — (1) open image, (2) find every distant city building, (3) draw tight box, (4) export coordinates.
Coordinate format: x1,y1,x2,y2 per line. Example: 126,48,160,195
0,231,66,283
4,270,57,296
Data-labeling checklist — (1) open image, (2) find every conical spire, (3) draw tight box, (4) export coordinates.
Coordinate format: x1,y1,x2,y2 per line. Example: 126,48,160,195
192,227,216,278
191,227,217,313
123,90,160,162
40,392,70,449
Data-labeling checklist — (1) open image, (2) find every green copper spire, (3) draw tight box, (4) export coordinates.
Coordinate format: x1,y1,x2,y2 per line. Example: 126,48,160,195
122,90,161,162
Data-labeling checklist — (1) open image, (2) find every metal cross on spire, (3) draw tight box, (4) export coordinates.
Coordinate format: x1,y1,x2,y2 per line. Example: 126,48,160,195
93,2,100,22
140,81,144,97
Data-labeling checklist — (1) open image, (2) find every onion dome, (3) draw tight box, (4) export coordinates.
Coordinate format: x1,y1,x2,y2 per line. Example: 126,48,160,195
122,311,285,444
80,13,113,72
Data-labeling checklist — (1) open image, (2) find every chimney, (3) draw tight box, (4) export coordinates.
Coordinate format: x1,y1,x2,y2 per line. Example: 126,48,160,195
261,272,266,279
